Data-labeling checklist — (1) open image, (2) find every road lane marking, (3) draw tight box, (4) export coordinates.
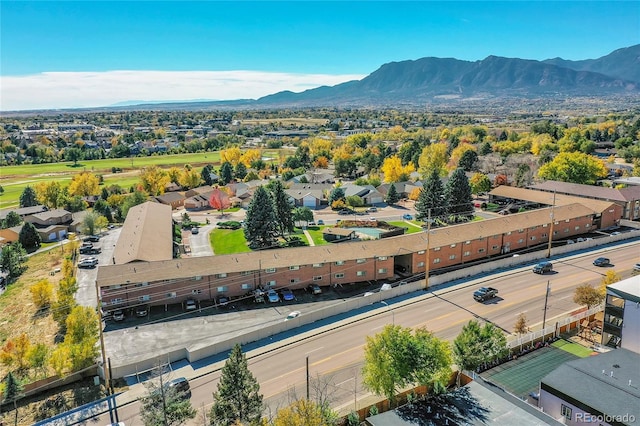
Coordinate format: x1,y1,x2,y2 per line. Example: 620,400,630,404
305,346,324,355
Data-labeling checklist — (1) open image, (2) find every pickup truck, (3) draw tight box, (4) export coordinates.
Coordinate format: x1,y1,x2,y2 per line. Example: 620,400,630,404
473,287,499,302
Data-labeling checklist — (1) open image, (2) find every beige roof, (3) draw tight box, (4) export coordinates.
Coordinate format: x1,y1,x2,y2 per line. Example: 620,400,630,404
490,186,616,214
96,203,592,287
529,180,631,202
111,202,173,264
322,227,356,236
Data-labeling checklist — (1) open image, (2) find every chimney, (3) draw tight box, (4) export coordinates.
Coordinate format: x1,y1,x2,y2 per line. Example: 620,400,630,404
610,371,614,378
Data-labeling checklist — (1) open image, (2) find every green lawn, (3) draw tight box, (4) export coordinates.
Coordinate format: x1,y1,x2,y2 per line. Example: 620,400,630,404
305,226,329,246
387,221,423,234
210,228,252,254
551,339,595,358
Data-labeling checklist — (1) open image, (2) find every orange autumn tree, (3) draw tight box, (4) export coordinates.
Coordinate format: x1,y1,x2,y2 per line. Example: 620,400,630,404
209,187,231,216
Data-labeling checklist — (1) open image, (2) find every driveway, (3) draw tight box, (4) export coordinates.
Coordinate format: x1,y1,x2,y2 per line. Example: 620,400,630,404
184,224,215,257
75,228,121,307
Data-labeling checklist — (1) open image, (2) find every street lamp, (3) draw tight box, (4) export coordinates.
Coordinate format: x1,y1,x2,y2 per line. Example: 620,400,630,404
380,301,395,325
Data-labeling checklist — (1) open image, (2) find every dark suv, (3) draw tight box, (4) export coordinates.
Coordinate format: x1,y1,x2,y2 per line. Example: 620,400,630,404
166,377,191,399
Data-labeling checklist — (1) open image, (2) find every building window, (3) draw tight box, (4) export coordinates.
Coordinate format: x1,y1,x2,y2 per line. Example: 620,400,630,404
242,271,252,275
506,231,512,235
217,286,228,293
417,261,425,267
135,282,149,287
241,283,252,290
417,250,425,255
191,289,202,294
166,292,176,299
433,258,441,264
290,278,299,284
434,247,441,251
561,405,572,420
313,263,323,268
217,273,227,278
335,273,345,279
530,236,536,241
450,244,456,248
357,271,366,276
585,223,591,228
289,265,300,270
518,238,524,243
267,280,276,287
463,251,470,257
111,284,122,290
565,219,570,223
449,254,456,260
356,258,366,264
518,229,524,233
378,256,388,261
478,248,485,253
265,268,276,273
313,276,322,281
564,228,569,233
193,276,202,281
335,261,345,266
138,295,150,301
378,268,387,274
575,226,580,230
541,233,547,238
492,245,499,250
465,240,471,245
111,298,123,305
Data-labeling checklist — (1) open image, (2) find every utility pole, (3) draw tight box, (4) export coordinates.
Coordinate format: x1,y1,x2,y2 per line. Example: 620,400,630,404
425,208,432,289
542,281,551,331
95,279,113,422
546,191,556,258
306,356,310,400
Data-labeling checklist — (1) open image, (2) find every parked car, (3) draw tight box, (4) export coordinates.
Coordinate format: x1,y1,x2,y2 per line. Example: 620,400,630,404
402,214,413,220
185,298,197,310
307,283,322,295
369,217,377,221
633,263,640,273
253,289,265,303
533,261,553,274
78,260,97,269
280,288,295,301
593,257,610,267
394,264,407,273
83,235,100,242
217,295,230,306
191,227,199,234
81,256,99,265
80,246,101,254
135,305,149,317
317,219,324,225
156,377,191,400
112,309,125,321
267,289,280,303
367,207,378,212
308,221,316,226
338,208,355,215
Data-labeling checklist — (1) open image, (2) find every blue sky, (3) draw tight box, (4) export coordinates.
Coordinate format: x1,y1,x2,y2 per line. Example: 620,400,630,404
1,1,639,110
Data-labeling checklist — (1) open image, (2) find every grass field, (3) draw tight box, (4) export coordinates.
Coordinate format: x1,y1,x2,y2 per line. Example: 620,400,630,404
305,226,329,246
210,228,251,254
551,338,595,357
387,221,423,234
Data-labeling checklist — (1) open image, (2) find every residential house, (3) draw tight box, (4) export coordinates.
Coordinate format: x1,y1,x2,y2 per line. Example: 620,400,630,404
342,184,385,206
539,348,640,426
0,226,21,245
23,209,73,241
0,205,47,222
601,276,640,352
285,187,325,209
154,192,186,210
291,171,335,184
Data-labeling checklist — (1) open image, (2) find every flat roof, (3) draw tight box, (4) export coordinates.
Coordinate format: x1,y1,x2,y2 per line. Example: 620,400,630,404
607,275,640,300
490,186,617,214
541,348,640,421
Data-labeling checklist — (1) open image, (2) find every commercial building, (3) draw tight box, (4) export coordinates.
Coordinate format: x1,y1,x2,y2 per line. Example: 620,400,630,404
601,276,640,352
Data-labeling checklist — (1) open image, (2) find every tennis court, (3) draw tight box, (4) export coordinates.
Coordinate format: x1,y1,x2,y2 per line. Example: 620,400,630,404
481,339,595,398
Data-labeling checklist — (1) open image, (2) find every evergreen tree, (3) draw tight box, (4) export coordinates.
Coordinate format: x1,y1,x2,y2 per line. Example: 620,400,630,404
415,169,446,221
385,184,400,205
210,344,263,426
220,162,234,185
19,186,38,208
140,367,196,426
234,162,248,180
0,242,28,279
453,320,507,375
328,187,346,207
18,222,41,251
244,186,278,249
444,168,474,219
269,180,294,238
458,149,478,171
3,371,23,426
201,164,214,186
3,211,22,228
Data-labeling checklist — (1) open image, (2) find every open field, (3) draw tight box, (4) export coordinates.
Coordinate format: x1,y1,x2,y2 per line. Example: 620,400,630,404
240,118,328,126
0,149,287,209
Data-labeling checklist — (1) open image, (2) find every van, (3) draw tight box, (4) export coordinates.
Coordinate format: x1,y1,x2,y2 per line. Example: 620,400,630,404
533,262,553,274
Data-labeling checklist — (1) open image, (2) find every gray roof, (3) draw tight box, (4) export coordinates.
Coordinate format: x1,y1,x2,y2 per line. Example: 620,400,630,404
366,380,561,425
529,180,640,202
540,348,640,421
0,205,47,220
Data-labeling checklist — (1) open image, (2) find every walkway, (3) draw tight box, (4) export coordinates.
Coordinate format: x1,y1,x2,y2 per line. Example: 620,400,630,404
303,229,315,246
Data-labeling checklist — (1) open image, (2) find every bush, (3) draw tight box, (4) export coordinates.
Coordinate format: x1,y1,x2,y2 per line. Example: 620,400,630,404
218,221,241,230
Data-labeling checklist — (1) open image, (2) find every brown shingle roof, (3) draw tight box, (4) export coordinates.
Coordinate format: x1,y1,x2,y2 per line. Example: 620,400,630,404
490,186,616,214
111,202,173,264
528,181,628,202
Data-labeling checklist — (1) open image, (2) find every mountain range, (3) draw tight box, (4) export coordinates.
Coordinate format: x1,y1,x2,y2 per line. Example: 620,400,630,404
253,45,639,108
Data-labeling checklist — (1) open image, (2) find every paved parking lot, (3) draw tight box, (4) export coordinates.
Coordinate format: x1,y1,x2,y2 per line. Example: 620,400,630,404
75,227,121,307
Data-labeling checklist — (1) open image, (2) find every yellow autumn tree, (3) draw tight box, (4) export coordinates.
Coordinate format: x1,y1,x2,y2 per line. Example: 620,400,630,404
530,133,557,156
178,168,202,189
35,180,64,208
240,148,262,167
449,143,477,170
272,399,331,426
332,144,356,161
220,146,243,166
418,142,448,177
313,156,329,168
167,166,182,184
139,165,170,195
538,152,607,185
381,155,415,183
30,278,54,310
408,187,422,201
310,138,333,158
68,172,100,197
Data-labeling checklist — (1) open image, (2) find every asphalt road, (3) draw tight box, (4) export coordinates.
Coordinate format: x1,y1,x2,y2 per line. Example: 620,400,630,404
88,242,639,426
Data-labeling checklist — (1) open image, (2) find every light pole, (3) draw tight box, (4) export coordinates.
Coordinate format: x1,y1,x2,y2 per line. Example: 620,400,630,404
546,191,556,258
380,301,394,325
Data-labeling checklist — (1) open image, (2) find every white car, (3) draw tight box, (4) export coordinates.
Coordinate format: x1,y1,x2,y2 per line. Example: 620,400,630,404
185,299,197,310
285,311,301,321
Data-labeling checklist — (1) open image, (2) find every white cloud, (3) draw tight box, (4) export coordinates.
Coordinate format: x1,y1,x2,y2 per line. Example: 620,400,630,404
0,70,366,111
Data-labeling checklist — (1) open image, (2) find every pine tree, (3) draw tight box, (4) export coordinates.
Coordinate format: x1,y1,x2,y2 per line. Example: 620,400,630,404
210,344,263,426
19,186,38,208
244,186,278,249
385,184,400,205
415,169,446,221
220,162,234,185
444,168,474,219
269,180,294,238
328,187,345,206
3,371,23,426
3,211,22,228
202,164,215,186
18,222,41,251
